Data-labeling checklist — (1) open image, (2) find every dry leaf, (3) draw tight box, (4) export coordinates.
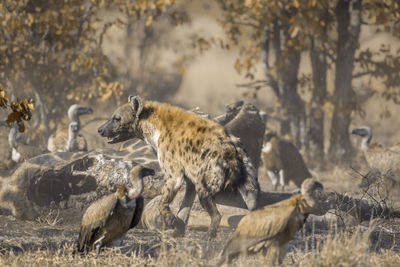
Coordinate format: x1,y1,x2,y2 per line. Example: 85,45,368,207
291,26,300,38
0,95,8,108
10,102,20,112
101,89,113,101
17,120,25,133
20,98,35,112
146,16,153,26
6,112,22,126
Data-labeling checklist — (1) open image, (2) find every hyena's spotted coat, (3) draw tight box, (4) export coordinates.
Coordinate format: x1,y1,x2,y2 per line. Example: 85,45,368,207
98,96,259,238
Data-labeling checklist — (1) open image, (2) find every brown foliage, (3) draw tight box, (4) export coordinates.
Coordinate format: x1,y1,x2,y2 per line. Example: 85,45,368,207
1,84,34,132
0,0,178,127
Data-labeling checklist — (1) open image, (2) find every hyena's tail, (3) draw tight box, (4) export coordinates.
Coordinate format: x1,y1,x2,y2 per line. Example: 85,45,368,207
229,135,260,211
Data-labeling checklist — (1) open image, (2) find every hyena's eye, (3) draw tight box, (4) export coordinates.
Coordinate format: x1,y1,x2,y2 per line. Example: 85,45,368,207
113,115,121,122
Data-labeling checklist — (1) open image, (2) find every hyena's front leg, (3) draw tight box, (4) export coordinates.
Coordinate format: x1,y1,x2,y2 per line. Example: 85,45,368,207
177,179,196,235
159,174,184,229
176,179,196,233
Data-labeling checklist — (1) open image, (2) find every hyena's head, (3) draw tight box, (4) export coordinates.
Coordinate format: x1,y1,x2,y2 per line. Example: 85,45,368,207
98,96,143,144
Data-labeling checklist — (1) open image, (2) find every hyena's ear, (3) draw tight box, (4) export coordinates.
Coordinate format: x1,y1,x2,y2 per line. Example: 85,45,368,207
128,95,143,119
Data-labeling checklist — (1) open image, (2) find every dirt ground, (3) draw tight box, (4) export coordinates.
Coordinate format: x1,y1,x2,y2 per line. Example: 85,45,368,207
1,206,399,266
0,165,399,266
0,202,236,266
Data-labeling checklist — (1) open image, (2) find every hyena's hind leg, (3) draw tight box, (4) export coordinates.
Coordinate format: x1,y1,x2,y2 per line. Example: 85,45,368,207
197,192,221,240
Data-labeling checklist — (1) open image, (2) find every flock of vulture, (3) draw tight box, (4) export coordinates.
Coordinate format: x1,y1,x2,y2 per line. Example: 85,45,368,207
0,96,399,265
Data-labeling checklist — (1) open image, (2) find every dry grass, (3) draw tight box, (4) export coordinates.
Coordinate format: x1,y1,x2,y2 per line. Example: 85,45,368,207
290,227,400,267
1,224,399,267
0,235,210,267
0,248,153,267
1,165,399,266
36,209,62,226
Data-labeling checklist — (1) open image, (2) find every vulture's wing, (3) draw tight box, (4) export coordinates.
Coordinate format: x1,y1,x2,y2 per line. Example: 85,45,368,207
280,140,311,185
77,134,88,151
130,196,144,229
366,143,400,172
77,194,118,253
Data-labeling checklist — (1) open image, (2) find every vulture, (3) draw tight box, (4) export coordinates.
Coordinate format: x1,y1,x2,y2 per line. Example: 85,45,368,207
65,122,88,152
261,131,311,191
217,178,327,266
351,126,400,174
47,104,92,152
76,165,155,256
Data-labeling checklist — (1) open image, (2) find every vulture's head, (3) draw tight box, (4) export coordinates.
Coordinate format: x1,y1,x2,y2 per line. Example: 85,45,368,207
68,104,93,123
350,126,372,138
301,178,327,215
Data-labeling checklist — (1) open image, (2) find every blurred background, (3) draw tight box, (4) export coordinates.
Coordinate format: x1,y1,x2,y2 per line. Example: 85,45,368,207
1,0,400,169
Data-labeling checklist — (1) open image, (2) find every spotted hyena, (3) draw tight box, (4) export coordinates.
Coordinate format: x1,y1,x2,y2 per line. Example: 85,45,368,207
98,96,259,238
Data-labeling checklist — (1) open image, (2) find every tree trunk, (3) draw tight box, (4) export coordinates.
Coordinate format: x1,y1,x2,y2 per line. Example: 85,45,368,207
308,36,327,167
264,20,305,148
328,0,362,164
278,50,305,148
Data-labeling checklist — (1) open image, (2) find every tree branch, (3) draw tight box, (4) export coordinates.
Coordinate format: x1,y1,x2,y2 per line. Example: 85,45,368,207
236,79,269,88
352,70,375,79
75,3,93,47
222,19,259,28
235,76,279,97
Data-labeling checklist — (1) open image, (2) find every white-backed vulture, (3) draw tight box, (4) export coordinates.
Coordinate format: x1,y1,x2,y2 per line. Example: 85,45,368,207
65,122,87,152
351,126,400,175
262,131,311,191
47,104,92,152
216,178,327,266
76,165,155,256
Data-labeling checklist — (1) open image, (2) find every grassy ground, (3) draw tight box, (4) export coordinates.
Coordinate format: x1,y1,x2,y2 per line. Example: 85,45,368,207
0,163,399,266
1,219,399,266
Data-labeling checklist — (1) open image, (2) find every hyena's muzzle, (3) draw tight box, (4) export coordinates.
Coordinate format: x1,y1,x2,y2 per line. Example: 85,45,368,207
98,119,132,144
